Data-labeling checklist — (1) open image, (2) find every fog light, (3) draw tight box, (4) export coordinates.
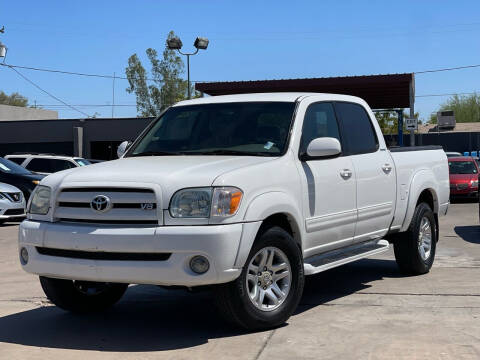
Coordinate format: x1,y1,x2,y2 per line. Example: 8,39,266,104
20,247,28,265
190,255,209,274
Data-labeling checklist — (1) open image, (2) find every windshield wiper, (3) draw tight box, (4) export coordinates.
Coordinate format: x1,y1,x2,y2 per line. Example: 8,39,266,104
130,151,183,157
182,149,274,157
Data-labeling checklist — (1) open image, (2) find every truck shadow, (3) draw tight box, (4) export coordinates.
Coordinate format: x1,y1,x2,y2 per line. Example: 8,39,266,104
454,225,480,244
0,258,399,352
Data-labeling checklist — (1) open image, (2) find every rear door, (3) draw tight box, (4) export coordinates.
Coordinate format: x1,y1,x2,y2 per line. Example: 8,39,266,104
335,102,396,243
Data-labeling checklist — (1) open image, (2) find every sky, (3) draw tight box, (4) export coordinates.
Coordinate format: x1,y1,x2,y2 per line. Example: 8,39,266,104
0,0,479,121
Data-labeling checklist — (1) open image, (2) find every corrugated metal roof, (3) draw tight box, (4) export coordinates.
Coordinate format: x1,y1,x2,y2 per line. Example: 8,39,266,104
195,73,414,109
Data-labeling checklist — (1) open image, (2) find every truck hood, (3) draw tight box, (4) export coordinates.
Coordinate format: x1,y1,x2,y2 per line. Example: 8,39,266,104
44,156,274,208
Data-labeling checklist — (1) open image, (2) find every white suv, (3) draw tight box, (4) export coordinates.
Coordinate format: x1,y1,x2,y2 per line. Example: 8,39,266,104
5,154,91,175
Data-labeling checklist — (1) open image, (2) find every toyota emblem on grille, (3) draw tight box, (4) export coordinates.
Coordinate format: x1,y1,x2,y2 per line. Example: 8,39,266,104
90,195,112,213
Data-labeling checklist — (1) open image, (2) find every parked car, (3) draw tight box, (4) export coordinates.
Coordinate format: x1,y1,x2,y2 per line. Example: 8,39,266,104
5,154,91,175
0,182,26,224
19,93,449,330
0,157,44,201
445,152,462,157
448,156,479,198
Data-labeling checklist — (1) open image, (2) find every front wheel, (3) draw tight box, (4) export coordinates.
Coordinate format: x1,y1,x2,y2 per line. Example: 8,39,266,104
215,226,304,330
393,202,437,275
40,276,128,313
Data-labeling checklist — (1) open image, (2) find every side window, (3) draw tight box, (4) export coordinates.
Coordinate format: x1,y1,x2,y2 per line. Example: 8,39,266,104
300,102,341,154
51,160,75,172
26,158,53,173
7,157,26,165
334,102,378,155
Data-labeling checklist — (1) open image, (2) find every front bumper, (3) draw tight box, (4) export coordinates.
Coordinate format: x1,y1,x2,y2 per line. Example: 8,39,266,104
0,201,26,220
19,220,261,286
450,188,478,197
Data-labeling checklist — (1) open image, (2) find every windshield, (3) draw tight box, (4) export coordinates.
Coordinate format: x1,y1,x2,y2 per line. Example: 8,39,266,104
0,157,32,175
127,102,296,157
75,158,91,166
449,161,478,175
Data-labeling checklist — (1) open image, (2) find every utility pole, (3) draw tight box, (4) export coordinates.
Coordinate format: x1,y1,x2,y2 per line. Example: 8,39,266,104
112,72,116,118
409,78,415,146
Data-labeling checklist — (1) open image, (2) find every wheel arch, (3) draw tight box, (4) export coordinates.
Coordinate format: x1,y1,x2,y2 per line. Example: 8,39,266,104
234,192,304,268
400,170,440,233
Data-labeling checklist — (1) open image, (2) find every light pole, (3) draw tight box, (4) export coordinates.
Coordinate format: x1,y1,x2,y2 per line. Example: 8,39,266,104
167,36,209,99
0,26,7,63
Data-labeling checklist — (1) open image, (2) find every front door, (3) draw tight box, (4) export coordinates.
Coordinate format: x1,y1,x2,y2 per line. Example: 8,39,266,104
298,102,357,257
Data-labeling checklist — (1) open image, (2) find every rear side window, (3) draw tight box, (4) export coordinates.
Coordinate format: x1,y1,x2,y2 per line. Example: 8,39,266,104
7,157,26,165
26,158,53,173
300,102,341,154
335,102,378,155
51,160,75,172
26,158,75,173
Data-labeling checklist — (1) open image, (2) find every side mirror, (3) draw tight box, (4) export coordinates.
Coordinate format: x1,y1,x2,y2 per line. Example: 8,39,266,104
117,141,131,158
305,137,341,159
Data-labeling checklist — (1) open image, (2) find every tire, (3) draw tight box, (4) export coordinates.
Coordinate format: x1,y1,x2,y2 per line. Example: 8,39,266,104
214,226,304,331
40,276,128,313
393,202,437,275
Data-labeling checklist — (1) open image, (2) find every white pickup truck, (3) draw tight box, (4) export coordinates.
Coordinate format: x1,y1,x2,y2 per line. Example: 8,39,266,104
19,93,449,330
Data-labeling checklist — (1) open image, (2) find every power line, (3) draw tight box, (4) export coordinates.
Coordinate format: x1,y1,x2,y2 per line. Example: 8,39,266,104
3,64,92,117
414,64,480,74
0,63,209,82
416,91,478,98
34,104,137,107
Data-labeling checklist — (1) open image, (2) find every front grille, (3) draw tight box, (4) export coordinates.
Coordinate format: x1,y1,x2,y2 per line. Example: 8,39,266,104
61,187,153,193
4,208,25,216
36,247,171,261
58,218,158,225
55,187,159,225
58,202,157,209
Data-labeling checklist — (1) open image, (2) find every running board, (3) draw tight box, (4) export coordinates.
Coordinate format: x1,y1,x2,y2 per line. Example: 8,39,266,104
303,239,390,275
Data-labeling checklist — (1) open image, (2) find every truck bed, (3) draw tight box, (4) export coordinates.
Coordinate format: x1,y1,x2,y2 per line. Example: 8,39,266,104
388,147,450,232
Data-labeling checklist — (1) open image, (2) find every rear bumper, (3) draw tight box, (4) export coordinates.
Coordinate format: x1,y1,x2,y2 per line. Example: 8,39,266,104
19,220,261,286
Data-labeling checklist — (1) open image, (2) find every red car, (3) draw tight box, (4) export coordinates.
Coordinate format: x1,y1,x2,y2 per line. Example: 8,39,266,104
448,156,479,198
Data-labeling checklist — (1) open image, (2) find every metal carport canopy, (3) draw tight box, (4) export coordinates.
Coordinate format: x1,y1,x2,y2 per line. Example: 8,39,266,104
195,73,414,110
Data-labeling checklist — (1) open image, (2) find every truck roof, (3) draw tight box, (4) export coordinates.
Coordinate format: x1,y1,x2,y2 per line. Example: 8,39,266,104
174,92,365,106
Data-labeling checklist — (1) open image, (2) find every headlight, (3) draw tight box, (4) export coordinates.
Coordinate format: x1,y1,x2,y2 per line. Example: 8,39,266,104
0,192,5,200
28,186,51,215
211,187,243,217
170,188,212,218
471,179,478,188
169,186,243,218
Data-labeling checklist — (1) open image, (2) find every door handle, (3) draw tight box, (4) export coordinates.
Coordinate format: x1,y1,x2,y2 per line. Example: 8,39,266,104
382,164,392,174
340,169,352,179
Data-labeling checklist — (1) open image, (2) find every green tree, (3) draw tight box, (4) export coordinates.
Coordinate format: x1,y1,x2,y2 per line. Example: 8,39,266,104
125,31,193,117
375,111,420,134
0,91,28,107
429,93,480,123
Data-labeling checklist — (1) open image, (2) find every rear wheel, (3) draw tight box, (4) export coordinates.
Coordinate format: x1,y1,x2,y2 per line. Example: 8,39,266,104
394,202,437,275
215,226,304,330
40,276,128,313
